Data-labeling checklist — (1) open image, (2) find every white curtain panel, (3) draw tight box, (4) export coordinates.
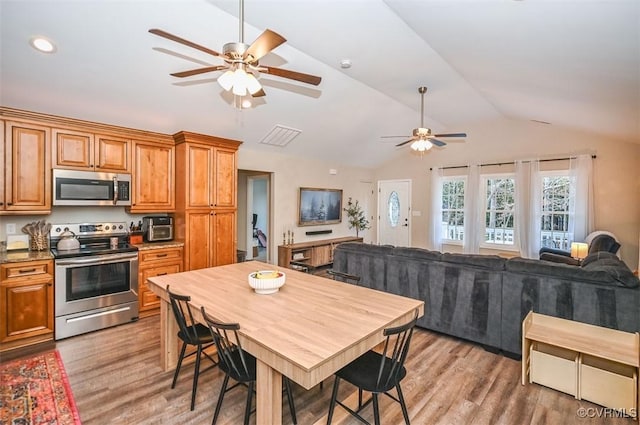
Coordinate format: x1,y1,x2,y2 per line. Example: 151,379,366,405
569,154,595,242
429,167,443,251
515,160,541,258
463,165,482,254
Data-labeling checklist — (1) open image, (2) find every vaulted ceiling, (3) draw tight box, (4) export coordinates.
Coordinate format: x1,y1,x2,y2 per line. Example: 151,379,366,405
1,0,638,168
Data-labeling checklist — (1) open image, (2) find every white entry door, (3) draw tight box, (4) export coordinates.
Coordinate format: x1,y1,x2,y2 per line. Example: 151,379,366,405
378,180,411,247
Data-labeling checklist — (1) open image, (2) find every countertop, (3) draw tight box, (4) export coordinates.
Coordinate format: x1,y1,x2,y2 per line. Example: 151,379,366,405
132,241,184,250
0,250,54,264
0,241,183,264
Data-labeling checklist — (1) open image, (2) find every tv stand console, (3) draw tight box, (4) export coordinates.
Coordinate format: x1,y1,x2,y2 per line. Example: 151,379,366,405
278,237,362,272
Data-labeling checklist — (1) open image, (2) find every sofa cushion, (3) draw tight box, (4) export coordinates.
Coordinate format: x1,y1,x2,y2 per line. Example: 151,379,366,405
441,253,506,271
581,252,639,288
506,257,614,284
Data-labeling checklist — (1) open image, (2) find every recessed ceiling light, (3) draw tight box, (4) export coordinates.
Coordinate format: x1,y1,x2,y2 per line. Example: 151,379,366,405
30,36,56,53
242,99,252,108
340,59,352,69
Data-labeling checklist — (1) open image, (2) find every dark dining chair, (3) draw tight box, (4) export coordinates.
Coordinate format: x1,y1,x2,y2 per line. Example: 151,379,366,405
326,309,419,425
167,285,218,411
200,306,297,425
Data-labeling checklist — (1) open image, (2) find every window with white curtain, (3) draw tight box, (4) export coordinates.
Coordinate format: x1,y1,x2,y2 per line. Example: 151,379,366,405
431,155,593,257
482,175,516,248
540,171,573,250
441,178,465,243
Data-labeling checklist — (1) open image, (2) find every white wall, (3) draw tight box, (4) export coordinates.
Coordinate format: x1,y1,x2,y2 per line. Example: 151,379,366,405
237,148,375,265
375,117,640,270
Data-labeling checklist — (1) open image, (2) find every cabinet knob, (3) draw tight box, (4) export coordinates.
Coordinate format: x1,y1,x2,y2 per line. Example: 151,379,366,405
0,202,3,206
7,202,12,206
48,283,53,287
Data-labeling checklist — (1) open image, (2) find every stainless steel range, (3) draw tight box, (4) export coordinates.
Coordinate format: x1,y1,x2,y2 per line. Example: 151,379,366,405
50,222,139,340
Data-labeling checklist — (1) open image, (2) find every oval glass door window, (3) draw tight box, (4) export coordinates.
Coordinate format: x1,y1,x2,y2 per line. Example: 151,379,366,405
388,191,400,227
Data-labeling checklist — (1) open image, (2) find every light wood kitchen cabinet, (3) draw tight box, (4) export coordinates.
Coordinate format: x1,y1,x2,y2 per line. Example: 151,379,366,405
52,128,130,172
174,131,241,271
183,209,237,271
128,139,175,212
0,260,54,352
138,246,183,316
1,121,51,214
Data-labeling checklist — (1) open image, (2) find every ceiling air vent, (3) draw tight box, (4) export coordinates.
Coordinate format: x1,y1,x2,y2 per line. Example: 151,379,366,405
259,125,302,147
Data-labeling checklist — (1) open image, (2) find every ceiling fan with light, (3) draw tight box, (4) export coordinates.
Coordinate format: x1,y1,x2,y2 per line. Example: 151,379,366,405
382,86,466,152
149,0,321,100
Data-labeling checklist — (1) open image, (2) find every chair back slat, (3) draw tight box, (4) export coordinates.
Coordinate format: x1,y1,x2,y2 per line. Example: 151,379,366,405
167,285,201,343
377,310,418,389
201,306,252,381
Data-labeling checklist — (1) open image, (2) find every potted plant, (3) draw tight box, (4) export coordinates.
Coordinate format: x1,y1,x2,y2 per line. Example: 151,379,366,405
343,197,370,237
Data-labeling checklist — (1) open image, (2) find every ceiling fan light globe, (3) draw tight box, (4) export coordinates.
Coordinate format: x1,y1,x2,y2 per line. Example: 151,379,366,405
245,72,262,95
411,139,433,152
232,83,247,96
231,67,249,96
218,70,235,91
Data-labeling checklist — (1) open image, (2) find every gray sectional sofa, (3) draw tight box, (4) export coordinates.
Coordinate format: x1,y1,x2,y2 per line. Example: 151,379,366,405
331,242,640,356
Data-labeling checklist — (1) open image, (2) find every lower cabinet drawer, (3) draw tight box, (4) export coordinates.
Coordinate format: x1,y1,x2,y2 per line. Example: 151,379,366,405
580,355,637,416
530,342,578,397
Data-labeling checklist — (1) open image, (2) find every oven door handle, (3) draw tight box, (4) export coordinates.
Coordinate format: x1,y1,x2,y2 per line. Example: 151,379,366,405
56,252,138,266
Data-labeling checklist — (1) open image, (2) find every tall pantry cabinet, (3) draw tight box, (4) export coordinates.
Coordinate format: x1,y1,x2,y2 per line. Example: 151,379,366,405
173,131,241,271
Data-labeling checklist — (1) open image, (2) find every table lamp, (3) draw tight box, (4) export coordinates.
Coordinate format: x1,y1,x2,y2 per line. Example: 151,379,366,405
570,242,589,260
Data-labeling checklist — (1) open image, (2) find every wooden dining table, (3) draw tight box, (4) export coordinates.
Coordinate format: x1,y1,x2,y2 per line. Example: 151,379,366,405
147,261,424,425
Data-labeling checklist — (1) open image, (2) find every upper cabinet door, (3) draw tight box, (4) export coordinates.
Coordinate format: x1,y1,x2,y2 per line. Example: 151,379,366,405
94,134,130,172
213,148,237,208
52,128,94,169
3,122,50,212
129,140,175,212
53,129,130,172
186,143,213,209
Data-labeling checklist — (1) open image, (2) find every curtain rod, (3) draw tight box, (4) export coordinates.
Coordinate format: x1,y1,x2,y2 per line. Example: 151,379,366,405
429,154,596,171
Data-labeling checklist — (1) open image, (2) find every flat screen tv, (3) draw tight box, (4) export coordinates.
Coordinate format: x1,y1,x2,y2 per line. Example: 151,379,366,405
298,187,343,226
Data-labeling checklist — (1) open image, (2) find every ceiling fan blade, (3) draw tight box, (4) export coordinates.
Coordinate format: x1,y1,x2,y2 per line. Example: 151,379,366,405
244,29,286,62
381,135,411,139
171,66,227,78
431,138,447,147
434,133,467,138
251,88,266,98
149,29,222,58
396,139,415,147
260,66,322,86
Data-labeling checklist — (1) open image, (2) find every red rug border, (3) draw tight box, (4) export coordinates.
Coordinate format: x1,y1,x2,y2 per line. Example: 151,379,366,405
52,349,82,425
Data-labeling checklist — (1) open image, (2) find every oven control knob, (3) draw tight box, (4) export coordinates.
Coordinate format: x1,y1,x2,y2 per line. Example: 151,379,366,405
105,225,110,230
55,227,61,233
64,227,69,232
118,225,123,229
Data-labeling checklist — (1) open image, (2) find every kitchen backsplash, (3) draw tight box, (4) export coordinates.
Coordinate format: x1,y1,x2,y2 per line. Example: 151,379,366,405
1,207,168,242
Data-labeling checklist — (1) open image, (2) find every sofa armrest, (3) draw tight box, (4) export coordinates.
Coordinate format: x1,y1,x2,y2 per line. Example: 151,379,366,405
539,247,572,257
539,252,581,266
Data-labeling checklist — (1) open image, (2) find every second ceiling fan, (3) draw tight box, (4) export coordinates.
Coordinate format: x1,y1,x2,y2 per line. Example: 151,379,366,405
149,0,321,99
382,86,467,152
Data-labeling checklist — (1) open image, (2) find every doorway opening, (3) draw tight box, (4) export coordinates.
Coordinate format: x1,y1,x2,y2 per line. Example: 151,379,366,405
238,170,272,263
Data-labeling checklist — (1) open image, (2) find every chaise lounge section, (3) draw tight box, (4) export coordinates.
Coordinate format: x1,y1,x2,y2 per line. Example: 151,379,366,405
332,243,640,356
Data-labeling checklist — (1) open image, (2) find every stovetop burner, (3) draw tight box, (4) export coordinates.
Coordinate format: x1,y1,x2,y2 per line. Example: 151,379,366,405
50,222,138,259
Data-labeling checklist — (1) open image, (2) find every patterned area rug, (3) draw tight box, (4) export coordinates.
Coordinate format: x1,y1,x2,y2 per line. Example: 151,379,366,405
0,350,81,425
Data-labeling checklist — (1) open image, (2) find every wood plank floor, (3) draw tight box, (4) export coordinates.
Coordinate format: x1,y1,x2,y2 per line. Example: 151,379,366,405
2,316,634,424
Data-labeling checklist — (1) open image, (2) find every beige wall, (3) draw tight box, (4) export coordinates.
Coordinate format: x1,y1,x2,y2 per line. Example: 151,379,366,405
375,117,640,270
237,149,375,265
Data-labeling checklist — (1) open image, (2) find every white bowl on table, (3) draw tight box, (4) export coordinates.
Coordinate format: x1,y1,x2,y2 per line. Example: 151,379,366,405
248,270,286,294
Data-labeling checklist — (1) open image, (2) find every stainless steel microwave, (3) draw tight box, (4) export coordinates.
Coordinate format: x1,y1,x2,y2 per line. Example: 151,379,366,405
53,169,131,206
